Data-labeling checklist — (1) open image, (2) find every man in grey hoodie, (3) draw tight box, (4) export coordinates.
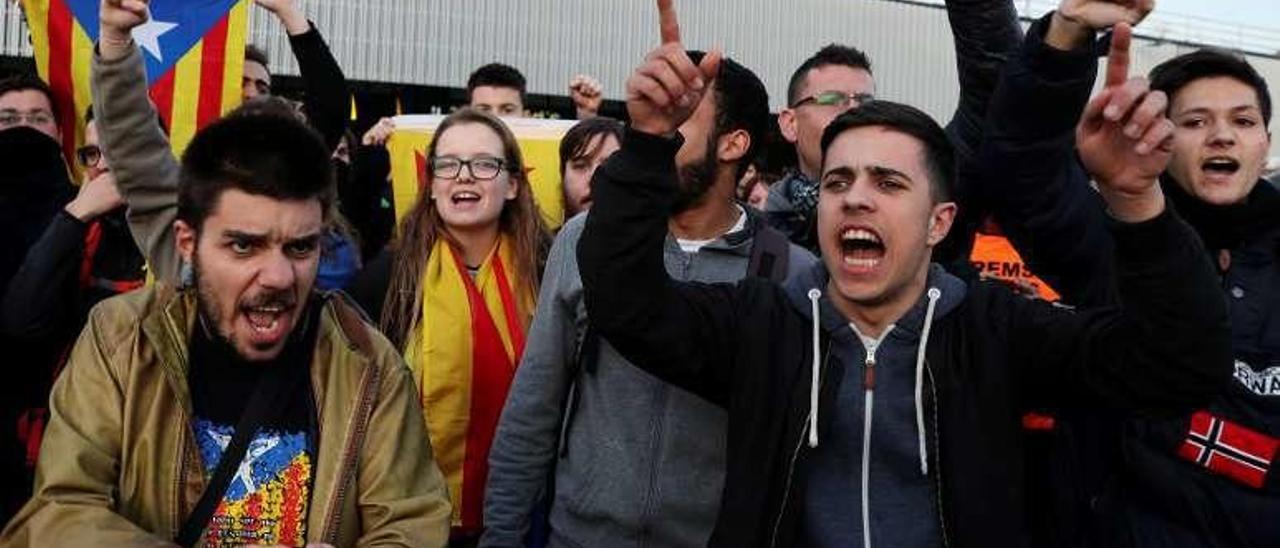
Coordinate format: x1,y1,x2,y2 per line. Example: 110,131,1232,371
481,50,815,547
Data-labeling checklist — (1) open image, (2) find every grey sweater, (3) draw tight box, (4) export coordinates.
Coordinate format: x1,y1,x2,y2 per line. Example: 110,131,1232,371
90,46,183,284
482,212,815,548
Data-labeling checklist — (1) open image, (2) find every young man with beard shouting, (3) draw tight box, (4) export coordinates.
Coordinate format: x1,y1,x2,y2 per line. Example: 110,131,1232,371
0,1,452,545
482,31,814,548
576,2,1232,546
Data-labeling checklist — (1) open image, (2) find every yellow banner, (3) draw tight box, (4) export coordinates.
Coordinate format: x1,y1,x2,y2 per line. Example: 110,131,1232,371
387,115,577,232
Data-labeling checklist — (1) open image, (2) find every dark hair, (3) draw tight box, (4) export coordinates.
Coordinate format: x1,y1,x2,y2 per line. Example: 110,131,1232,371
1150,49,1271,126
688,51,771,180
244,44,270,71
787,44,873,106
0,74,59,126
558,116,624,174
177,105,334,232
84,104,94,124
820,100,955,202
466,63,527,102
233,94,306,122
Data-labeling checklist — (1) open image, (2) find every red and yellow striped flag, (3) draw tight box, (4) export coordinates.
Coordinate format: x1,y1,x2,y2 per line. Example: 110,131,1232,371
20,0,250,161
407,235,534,533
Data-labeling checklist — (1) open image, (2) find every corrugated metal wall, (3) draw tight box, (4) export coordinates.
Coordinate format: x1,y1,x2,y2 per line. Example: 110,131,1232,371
3,0,1280,156
245,0,967,117
1,1,34,59
242,0,1280,156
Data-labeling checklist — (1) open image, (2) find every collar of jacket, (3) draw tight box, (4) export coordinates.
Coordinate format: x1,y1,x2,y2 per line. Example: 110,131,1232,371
661,203,764,256
780,261,967,339
1162,174,1280,253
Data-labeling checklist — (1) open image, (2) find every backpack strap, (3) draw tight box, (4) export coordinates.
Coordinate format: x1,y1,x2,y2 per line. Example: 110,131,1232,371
175,353,303,547
749,222,791,282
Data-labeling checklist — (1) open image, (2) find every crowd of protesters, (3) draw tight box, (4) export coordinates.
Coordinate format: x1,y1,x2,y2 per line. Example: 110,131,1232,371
0,0,1276,546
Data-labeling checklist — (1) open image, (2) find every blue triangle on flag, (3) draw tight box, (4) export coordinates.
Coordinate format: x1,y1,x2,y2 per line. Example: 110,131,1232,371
65,0,241,85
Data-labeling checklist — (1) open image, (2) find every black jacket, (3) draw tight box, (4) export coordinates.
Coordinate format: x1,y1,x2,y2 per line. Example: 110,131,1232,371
578,129,1232,548
341,144,397,263
290,22,350,153
980,14,1280,548
0,207,145,523
0,127,76,522
1,209,145,340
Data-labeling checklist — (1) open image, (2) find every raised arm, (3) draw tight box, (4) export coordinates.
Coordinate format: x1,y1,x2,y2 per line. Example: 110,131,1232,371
934,0,1023,264
1013,23,1231,413
979,0,1155,307
1,173,127,338
944,0,1023,144
91,0,182,283
256,0,351,151
578,0,739,404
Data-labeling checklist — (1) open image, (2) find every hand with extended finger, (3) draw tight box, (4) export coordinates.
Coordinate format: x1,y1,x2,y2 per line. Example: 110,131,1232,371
570,75,604,119
1048,0,1154,49
626,0,721,137
1076,23,1170,222
99,0,149,57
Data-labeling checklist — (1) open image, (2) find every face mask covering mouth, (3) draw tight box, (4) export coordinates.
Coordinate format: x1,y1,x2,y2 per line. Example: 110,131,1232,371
0,126,76,261
0,126,73,202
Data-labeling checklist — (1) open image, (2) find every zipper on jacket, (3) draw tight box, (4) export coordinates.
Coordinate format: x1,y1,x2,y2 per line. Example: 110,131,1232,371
925,363,950,548
638,385,670,547
859,329,890,548
159,306,202,539
320,348,381,544
769,341,832,548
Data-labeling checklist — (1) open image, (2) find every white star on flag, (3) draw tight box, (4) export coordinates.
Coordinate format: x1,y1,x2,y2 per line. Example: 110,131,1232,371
132,10,178,62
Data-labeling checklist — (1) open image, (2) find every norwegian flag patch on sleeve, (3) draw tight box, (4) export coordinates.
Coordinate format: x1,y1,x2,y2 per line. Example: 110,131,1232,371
1176,411,1279,489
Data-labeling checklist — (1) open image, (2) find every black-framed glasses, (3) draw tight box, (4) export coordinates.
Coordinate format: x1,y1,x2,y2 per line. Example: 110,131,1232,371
430,156,506,180
789,91,874,109
76,144,103,168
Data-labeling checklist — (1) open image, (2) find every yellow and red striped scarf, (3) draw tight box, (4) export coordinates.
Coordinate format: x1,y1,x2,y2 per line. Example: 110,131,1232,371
404,235,534,533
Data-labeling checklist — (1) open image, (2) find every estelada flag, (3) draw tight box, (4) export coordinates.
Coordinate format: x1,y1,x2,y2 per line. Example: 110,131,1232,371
387,114,577,232
20,0,249,163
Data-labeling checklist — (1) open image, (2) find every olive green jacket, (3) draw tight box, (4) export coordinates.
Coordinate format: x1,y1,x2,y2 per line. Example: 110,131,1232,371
0,286,451,546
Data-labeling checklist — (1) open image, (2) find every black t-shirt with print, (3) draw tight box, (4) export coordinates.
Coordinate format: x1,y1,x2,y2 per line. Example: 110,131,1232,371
187,300,321,547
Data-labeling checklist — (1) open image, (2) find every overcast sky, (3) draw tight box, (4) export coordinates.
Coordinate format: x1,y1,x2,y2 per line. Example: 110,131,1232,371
1157,0,1280,30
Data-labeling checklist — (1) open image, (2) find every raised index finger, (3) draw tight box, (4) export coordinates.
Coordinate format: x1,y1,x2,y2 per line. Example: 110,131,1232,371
657,0,681,44
1104,22,1133,88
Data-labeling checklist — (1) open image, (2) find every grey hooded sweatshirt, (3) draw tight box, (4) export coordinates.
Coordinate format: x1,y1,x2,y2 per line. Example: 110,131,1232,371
482,211,814,548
